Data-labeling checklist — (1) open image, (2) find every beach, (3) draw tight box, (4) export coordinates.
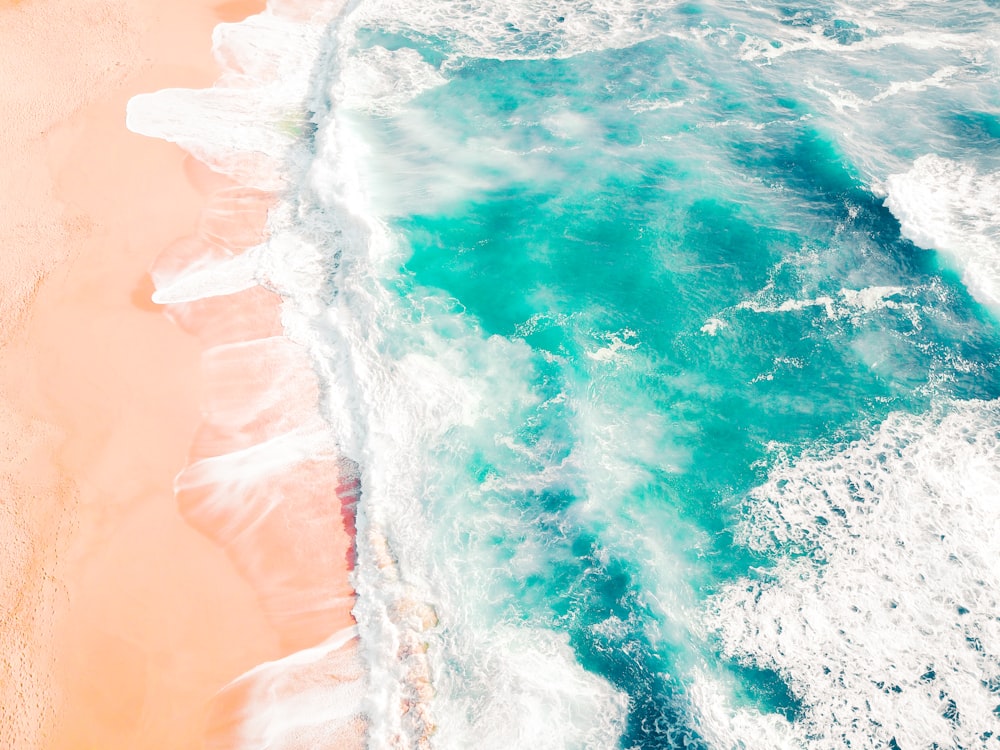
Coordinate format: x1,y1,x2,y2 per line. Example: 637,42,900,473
5,0,1000,746
0,0,358,747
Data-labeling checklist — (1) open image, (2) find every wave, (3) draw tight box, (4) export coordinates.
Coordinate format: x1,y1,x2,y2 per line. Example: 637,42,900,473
706,400,1000,748
349,0,674,61
129,0,631,745
125,0,1000,746
886,154,1000,314
126,1,366,747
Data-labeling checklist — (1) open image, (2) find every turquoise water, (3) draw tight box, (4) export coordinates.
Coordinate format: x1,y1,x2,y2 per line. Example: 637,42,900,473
297,0,1000,746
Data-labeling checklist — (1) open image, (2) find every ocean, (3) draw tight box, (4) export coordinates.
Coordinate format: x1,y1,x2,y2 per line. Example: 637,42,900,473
128,0,1000,747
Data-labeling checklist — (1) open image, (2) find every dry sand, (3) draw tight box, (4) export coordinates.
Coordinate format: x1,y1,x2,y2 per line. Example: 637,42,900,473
0,0,354,747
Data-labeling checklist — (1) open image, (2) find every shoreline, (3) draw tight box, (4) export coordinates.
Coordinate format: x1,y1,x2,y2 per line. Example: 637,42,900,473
0,1,309,746
126,0,368,742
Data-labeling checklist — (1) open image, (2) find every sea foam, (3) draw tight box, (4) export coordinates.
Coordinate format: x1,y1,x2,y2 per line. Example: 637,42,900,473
348,0,673,60
886,154,1000,314
127,6,332,189
127,1,367,747
706,401,1000,748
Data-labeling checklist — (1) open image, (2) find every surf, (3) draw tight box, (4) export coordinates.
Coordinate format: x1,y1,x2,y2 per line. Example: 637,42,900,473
127,0,1000,746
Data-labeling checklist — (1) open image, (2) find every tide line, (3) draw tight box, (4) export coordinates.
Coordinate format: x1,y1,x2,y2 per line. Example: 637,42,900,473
127,0,367,746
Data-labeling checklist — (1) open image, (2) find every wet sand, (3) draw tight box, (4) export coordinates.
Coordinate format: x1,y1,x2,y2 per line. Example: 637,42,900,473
0,0,341,747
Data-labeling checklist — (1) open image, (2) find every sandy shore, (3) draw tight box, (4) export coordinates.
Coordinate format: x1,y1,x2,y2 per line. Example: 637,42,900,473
0,0,319,747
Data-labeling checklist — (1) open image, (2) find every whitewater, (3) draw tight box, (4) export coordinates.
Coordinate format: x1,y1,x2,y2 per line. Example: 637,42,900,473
128,0,1000,747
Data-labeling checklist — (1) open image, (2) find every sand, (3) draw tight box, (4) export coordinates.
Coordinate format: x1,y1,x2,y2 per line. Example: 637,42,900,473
0,0,361,747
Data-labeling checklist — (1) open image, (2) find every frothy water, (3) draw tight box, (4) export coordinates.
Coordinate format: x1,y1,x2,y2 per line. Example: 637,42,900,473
886,155,1000,314
129,0,1000,747
708,401,1000,748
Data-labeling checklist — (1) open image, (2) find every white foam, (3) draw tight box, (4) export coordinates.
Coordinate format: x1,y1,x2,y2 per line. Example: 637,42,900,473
127,87,298,189
127,1,369,746
206,628,366,750
688,669,799,750
871,65,962,103
335,101,567,217
731,2,978,65
348,0,674,61
695,2,996,186
739,27,974,62
586,328,640,362
804,77,867,113
730,285,915,323
142,186,276,308
885,154,1000,313
626,96,692,114
705,400,1000,748
126,3,340,189
429,625,628,749
340,46,448,115
150,246,263,304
